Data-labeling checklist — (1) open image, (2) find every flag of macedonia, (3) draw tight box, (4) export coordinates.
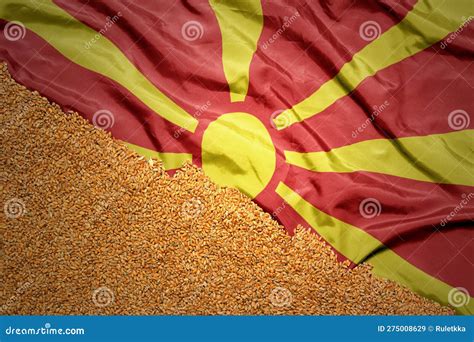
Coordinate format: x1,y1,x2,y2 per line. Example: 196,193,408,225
1,0,473,313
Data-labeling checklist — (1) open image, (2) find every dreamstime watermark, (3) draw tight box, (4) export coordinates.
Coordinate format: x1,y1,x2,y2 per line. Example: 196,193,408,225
174,100,211,139
84,12,122,49
359,21,381,41
352,100,390,138
3,21,26,41
92,109,115,130
270,109,291,129
269,286,292,307
5,323,85,336
4,198,26,219
92,286,114,307
261,11,300,50
181,21,204,41
440,193,473,227
0,281,32,313
448,287,470,308
272,188,304,217
440,16,473,49
448,109,470,131
271,201,286,218
359,198,382,219
181,198,204,219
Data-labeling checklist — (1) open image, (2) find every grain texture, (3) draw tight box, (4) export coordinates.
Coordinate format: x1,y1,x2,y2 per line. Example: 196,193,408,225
0,63,453,315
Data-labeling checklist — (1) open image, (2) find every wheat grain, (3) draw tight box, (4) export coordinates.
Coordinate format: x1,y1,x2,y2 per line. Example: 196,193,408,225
0,62,453,315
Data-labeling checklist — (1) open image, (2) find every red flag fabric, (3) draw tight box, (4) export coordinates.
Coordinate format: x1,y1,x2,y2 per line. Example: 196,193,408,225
0,0,472,313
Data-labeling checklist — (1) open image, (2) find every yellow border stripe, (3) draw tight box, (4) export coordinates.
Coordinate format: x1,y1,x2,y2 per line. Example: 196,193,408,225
285,130,474,187
125,142,192,170
209,0,263,102
0,0,198,132
273,0,474,129
275,182,474,314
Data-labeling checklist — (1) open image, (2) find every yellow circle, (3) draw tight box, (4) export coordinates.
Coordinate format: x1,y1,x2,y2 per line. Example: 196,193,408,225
202,112,276,198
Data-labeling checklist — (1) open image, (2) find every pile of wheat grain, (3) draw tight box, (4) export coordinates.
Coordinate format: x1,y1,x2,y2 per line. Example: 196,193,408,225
0,63,453,315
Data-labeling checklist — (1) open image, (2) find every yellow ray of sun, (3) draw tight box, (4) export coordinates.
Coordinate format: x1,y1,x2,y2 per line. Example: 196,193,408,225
285,130,474,186
209,0,263,102
0,0,198,132
275,182,474,315
273,0,474,129
124,142,192,170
